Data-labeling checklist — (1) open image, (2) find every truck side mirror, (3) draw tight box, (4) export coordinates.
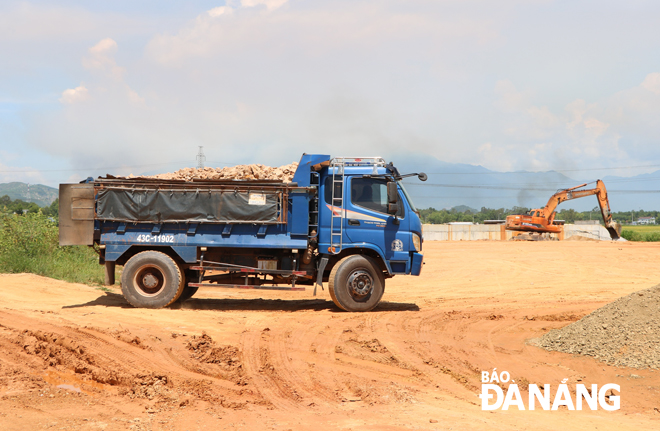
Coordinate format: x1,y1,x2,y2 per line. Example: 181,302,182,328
387,181,398,204
388,203,399,215
387,181,399,216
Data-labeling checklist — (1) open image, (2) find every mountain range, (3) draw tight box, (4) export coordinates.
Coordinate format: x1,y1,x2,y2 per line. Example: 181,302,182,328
393,153,660,212
0,182,58,207
2,155,659,212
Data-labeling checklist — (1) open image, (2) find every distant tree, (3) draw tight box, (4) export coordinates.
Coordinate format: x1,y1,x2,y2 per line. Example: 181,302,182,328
418,206,660,225
42,199,59,219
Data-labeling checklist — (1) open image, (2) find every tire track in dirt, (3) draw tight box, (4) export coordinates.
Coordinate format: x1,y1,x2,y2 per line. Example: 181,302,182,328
393,309,494,396
327,312,427,404
237,310,426,409
239,312,355,409
239,313,304,410
269,316,343,405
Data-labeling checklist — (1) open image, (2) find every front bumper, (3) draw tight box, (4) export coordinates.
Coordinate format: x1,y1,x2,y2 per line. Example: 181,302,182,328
411,252,424,276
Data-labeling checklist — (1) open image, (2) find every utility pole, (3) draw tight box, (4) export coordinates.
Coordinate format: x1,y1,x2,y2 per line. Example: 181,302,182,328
196,146,206,169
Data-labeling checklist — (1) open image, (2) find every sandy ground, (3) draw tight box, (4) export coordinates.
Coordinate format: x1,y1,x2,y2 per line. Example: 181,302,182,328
1,241,660,430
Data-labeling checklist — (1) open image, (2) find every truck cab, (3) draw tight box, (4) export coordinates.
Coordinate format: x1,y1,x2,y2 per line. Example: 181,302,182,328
315,159,423,276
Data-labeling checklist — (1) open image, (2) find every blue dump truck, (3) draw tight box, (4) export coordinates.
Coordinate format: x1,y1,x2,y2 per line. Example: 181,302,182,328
59,154,426,312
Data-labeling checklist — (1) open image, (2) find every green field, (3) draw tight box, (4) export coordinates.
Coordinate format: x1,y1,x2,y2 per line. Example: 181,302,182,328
622,225,660,233
621,224,660,241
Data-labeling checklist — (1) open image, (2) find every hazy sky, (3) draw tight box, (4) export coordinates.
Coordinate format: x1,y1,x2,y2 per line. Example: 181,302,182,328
2,0,660,187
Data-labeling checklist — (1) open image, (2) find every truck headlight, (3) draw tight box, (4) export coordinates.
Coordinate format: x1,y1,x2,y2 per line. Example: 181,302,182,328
412,232,421,251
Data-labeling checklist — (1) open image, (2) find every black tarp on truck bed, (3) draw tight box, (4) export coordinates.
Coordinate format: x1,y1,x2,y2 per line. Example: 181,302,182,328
96,188,281,223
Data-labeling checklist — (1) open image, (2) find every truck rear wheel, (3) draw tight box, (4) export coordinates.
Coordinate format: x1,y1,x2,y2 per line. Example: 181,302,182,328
121,251,184,309
176,286,199,302
329,255,384,312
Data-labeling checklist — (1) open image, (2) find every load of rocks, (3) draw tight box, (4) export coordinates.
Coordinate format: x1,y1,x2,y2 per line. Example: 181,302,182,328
144,162,298,182
535,284,660,369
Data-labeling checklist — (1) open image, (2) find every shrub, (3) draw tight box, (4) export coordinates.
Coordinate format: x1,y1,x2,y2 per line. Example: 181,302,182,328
621,230,640,241
643,232,660,242
620,229,660,242
0,213,104,285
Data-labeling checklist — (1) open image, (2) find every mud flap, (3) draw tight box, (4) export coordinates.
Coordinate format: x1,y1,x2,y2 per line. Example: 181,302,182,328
313,255,329,296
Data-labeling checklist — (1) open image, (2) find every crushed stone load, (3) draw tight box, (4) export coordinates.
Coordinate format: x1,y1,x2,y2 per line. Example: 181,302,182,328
142,162,298,182
535,284,660,369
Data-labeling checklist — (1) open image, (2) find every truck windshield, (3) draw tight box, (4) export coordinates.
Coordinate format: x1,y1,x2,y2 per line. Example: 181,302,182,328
397,180,417,213
350,177,404,217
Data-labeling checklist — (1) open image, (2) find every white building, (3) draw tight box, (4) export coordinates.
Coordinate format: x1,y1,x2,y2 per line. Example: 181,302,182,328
637,216,656,225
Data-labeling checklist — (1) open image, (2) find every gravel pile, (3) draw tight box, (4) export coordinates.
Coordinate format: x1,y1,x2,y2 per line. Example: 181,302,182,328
142,162,298,182
535,284,660,369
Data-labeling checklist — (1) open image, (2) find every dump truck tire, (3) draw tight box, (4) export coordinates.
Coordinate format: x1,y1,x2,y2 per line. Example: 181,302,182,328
329,255,384,312
174,270,199,303
176,286,199,303
121,251,184,309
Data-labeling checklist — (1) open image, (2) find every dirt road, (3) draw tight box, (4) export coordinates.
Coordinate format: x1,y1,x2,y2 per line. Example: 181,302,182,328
1,241,659,430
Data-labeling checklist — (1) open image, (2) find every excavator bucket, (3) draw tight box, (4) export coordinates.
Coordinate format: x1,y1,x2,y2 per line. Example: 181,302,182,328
606,222,622,240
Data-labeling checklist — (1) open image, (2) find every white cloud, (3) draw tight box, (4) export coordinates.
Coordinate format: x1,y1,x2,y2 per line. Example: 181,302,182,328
146,1,503,66
208,7,232,18
0,161,47,185
76,38,145,106
0,3,103,42
90,37,118,55
13,1,660,183
641,72,660,95
494,80,528,111
59,85,90,104
241,0,289,11
127,88,145,105
82,38,125,80
478,73,660,172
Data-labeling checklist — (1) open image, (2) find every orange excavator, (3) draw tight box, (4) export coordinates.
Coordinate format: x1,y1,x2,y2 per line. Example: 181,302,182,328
505,180,621,240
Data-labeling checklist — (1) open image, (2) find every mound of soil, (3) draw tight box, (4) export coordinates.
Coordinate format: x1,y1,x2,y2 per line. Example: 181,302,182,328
146,162,298,182
535,284,660,369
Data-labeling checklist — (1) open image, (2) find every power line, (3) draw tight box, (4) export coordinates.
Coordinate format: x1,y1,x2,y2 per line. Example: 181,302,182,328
404,175,660,189
409,189,660,199
408,183,660,193
422,163,660,175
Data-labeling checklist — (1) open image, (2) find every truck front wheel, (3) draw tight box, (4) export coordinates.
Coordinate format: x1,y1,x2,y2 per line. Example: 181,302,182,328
121,251,185,308
328,255,384,312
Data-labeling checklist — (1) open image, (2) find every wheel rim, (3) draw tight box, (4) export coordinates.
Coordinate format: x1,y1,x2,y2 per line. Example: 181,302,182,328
347,269,374,301
133,265,166,297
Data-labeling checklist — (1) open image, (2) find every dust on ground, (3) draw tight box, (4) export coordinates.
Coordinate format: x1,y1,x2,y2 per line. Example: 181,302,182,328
2,241,660,430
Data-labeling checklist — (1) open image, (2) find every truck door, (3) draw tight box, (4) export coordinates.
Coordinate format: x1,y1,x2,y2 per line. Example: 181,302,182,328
343,177,411,273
